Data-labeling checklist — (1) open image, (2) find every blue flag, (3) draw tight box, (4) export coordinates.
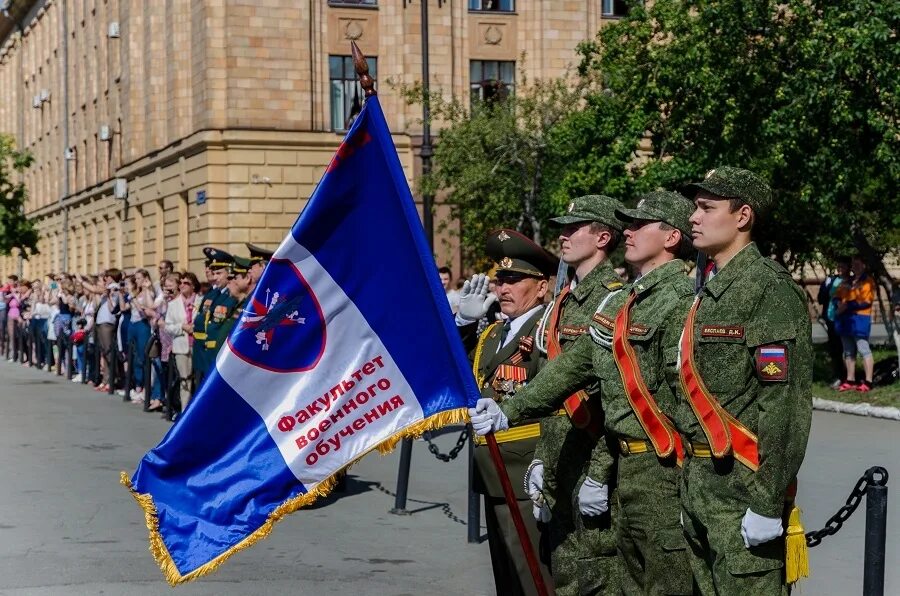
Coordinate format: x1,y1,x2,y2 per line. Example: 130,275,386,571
122,94,480,585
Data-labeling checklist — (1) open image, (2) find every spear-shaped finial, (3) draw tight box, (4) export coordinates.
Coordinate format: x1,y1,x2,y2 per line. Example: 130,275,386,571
351,41,377,97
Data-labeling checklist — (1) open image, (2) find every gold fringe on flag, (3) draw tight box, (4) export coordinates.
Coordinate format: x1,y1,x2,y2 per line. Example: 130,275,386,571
784,503,810,585
120,406,471,586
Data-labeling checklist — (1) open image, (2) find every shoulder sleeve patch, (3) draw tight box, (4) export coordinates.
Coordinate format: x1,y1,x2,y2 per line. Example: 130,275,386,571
756,344,788,382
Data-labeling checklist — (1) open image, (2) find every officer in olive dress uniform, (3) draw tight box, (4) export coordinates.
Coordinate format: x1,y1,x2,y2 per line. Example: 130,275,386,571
456,229,557,596
215,256,253,347
204,251,239,377
678,167,813,595
529,195,626,595
192,248,234,390
471,192,698,595
246,242,274,286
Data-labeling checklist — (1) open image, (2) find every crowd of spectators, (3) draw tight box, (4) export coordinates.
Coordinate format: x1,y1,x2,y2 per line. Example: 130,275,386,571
0,260,206,421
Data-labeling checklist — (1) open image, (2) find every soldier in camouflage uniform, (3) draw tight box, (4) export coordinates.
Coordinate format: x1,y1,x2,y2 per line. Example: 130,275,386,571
471,191,697,595
457,229,557,596
678,167,813,595
529,196,625,595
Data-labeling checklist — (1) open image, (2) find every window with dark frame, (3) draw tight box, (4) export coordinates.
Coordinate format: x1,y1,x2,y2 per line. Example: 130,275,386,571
602,0,635,18
468,0,515,12
470,60,515,105
329,55,377,131
328,0,377,7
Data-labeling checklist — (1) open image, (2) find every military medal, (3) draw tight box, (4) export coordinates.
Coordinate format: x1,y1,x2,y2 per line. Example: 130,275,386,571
492,364,528,399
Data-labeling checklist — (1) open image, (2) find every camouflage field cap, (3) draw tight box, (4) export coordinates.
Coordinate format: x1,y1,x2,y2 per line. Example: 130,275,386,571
203,247,234,271
687,166,773,216
550,194,625,232
229,255,252,276
486,229,558,279
615,190,694,236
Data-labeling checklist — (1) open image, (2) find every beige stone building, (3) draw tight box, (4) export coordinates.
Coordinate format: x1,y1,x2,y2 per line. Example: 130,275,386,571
0,0,632,279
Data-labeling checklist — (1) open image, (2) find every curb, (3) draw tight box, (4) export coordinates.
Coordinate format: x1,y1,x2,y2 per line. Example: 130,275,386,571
813,396,900,421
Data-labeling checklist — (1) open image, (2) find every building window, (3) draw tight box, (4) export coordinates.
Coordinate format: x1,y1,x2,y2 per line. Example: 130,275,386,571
470,60,515,104
602,0,636,17
328,0,377,6
469,0,514,12
329,55,377,131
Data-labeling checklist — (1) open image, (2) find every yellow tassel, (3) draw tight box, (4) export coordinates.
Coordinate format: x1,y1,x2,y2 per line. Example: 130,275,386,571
121,407,471,586
784,503,810,585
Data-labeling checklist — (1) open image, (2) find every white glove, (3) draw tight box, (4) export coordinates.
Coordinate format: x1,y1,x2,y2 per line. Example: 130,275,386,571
533,502,552,523
740,508,783,547
525,460,544,502
577,476,609,516
458,274,498,321
468,398,509,436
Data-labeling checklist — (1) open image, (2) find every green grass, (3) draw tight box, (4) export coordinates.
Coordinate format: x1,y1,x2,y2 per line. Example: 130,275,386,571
813,345,900,408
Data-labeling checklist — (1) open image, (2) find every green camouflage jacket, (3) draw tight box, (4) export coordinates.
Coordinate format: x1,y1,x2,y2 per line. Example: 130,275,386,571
535,261,624,498
502,259,694,484
675,242,813,518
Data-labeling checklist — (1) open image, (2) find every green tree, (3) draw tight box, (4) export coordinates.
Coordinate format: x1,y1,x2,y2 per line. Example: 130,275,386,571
575,0,899,331
0,134,38,258
400,71,623,270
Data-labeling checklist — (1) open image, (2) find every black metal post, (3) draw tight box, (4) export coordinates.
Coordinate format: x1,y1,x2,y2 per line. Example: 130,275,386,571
467,427,481,543
390,438,414,515
420,0,434,246
863,480,888,596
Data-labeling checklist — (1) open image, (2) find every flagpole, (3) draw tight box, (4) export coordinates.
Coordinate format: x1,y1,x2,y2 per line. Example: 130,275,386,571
351,41,418,516
485,433,550,596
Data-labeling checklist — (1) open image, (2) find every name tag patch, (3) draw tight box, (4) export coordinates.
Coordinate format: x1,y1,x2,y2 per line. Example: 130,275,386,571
756,345,788,382
701,325,744,339
592,313,649,336
561,325,587,336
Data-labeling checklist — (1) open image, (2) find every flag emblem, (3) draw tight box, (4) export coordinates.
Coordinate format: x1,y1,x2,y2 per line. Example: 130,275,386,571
756,345,788,382
229,258,326,372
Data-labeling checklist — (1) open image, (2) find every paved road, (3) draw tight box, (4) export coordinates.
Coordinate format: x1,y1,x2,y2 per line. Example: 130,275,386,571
0,360,896,595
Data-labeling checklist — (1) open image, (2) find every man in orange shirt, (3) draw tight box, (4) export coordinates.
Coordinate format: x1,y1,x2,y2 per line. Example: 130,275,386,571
835,256,877,392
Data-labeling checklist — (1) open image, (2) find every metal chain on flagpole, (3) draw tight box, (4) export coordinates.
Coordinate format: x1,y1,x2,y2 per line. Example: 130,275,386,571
421,429,469,462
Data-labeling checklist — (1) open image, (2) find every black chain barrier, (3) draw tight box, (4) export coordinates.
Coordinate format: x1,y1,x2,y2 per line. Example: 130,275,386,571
806,466,888,547
421,428,469,462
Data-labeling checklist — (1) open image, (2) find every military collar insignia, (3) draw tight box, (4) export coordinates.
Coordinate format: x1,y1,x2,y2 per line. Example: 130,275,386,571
500,257,513,269
567,202,575,213
498,230,511,242
636,199,646,209
705,168,716,179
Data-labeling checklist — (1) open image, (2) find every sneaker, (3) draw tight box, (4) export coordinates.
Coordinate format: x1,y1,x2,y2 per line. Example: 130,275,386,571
838,381,857,392
829,379,843,390
857,382,872,393
71,374,82,383
116,389,125,397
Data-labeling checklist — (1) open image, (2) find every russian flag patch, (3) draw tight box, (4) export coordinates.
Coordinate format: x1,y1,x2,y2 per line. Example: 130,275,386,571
756,345,788,382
